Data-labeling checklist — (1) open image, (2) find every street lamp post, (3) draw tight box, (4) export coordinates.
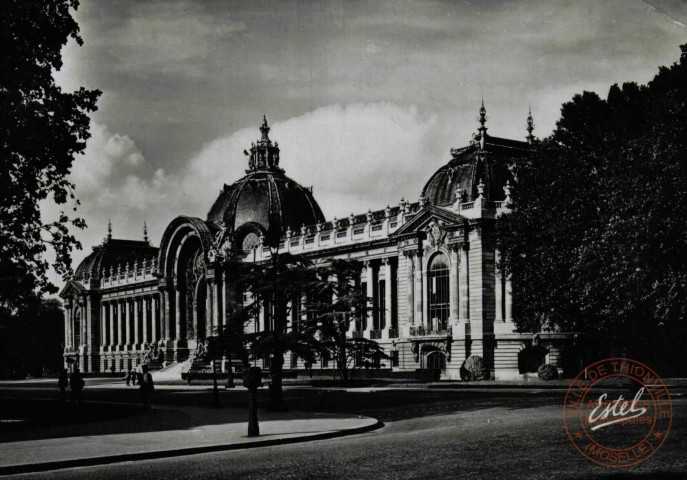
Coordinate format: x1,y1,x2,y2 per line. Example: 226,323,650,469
245,366,262,436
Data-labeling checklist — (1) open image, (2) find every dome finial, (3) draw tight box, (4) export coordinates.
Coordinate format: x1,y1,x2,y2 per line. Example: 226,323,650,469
260,115,271,143
107,218,112,241
526,106,535,145
477,97,488,150
143,220,148,243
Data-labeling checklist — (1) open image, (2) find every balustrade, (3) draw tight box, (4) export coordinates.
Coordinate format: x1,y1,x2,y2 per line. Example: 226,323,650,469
409,325,452,337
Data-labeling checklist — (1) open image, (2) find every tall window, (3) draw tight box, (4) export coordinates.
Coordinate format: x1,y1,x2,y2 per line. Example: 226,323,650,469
74,310,81,348
377,280,386,330
428,254,450,330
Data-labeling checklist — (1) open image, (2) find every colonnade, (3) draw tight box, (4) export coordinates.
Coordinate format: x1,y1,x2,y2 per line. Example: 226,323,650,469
100,294,161,351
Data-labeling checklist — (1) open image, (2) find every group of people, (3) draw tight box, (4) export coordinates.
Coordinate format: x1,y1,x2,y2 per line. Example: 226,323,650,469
57,365,155,410
57,367,84,403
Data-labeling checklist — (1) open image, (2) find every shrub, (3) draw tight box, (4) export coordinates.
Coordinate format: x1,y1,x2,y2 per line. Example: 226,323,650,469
537,363,559,381
460,355,490,381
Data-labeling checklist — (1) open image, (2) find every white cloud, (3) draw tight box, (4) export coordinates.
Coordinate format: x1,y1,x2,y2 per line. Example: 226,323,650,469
44,103,444,291
176,103,442,219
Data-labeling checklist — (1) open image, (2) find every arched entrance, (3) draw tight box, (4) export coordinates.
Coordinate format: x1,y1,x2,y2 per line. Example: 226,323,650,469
158,216,215,361
426,350,447,371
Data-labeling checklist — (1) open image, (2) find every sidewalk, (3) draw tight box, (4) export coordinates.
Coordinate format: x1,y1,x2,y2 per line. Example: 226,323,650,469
0,403,380,476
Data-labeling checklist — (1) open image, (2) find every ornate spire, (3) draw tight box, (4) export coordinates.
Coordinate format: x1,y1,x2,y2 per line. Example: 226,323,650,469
143,221,149,243
477,98,488,150
526,107,535,144
107,218,112,241
247,116,281,172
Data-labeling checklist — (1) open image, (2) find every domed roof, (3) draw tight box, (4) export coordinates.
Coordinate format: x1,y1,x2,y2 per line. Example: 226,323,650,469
206,117,325,246
74,224,158,281
422,103,532,207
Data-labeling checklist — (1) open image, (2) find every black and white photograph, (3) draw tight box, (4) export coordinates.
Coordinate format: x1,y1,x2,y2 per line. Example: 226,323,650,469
1,0,687,478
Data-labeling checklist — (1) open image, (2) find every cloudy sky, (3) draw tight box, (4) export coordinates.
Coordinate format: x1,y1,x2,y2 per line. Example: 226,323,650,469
47,0,687,285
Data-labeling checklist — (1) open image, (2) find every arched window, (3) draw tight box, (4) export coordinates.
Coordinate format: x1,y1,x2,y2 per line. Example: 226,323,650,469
242,232,261,250
428,253,449,331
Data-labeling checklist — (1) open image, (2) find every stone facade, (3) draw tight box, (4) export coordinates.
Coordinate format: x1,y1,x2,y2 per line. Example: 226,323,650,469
60,109,575,379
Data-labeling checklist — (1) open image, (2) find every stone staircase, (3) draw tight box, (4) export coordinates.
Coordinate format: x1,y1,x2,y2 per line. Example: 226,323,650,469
151,361,186,381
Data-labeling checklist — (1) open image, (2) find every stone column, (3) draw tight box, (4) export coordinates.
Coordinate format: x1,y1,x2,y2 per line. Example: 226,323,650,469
212,278,220,331
133,297,140,349
258,299,265,331
216,273,224,331
175,288,182,340
206,278,214,334
449,247,459,324
163,288,171,340
151,295,159,342
406,253,414,325
383,258,392,331
420,262,428,328
124,299,131,349
494,250,504,322
109,302,115,348
221,270,228,331
459,245,470,322
117,301,124,349
142,296,149,344
365,261,374,333
413,253,423,326
101,303,107,348
505,276,513,323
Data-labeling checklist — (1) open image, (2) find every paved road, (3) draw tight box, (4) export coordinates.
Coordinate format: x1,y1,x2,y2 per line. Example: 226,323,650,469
5,398,686,480
2,382,686,479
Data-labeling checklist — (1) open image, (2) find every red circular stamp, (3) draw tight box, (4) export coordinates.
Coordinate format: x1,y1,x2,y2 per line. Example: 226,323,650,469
563,358,672,468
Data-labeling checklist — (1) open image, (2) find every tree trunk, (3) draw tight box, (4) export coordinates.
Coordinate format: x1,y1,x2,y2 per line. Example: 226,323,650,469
268,348,287,411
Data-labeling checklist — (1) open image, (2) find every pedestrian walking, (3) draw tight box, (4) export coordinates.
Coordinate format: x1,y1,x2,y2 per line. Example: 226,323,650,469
58,368,68,403
125,369,131,386
132,368,138,386
70,367,85,403
139,365,154,411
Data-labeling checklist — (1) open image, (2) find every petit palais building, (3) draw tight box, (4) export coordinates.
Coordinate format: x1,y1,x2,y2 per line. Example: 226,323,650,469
60,106,575,380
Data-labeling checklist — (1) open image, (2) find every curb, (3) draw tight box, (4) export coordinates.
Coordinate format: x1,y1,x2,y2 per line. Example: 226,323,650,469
0,419,384,476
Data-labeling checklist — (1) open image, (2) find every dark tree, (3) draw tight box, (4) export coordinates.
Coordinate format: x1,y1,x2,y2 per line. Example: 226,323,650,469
497,44,687,372
309,259,389,382
0,0,101,311
0,298,64,377
231,252,319,411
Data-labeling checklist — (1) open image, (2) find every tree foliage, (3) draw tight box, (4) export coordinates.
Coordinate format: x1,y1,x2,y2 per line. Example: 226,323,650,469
227,252,319,410
497,44,687,365
0,298,64,377
308,259,388,382
1,0,100,310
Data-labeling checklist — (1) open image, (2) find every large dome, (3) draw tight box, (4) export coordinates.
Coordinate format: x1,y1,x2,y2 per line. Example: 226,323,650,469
422,104,532,206
74,229,157,281
206,117,325,247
